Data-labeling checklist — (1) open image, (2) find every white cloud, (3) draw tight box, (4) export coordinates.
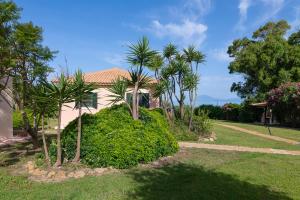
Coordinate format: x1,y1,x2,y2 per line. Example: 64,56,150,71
128,0,211,47
150,19,207,47
236,0,251,31
259,0,284,23
209,48,233,62
183,0,212,19
102,53,125,66
236,0,285,32
290,6,300,33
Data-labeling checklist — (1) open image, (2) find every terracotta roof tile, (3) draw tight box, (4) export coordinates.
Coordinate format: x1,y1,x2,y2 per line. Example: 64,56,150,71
53,67,156,85
84,67,130,85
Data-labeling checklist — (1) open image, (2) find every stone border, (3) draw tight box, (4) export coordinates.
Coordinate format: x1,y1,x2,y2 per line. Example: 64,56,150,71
23,155,177,182
24,161,118,182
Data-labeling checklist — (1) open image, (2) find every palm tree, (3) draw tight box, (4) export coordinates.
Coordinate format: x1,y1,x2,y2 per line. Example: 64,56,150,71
194,51,205,74
107,77,132,114
183,45,196,69
184,47,205,129
72,70,95,162
184,72,199,130
43,73,74,167
127,36,157,120
108,68,151,119
163,43,177,63
148,54,163,80
162,43,178,118
31,84,57,166
171,57,190,119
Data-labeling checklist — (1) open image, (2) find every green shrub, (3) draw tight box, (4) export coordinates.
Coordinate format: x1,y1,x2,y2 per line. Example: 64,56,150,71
13,109,48,129
55,104,178,169
268,82,300,127
13,109,34,129
192,110,213,137
195,105,224,119
170,120,198,141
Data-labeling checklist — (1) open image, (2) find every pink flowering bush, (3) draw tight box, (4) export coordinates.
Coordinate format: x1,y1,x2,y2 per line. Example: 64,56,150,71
267,82,300,127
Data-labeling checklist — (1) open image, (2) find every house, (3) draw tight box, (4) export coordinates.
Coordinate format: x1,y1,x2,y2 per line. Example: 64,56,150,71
0,78,13,139
60,67,159,128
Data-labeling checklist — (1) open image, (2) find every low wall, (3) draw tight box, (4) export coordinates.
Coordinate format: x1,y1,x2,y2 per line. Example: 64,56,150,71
0,78,13,138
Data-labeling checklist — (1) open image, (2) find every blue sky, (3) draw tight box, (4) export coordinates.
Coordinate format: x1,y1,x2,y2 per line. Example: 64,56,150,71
15,0,300,99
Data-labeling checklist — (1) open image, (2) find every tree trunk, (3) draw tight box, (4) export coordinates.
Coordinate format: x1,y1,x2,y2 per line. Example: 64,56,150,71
132,82,139,120
21,111,39,148
167,89,175,120
188,90,194,131
73,103,82,162
55,106,62,167
162,94,172,124
41,114,51,166
179,101,184,120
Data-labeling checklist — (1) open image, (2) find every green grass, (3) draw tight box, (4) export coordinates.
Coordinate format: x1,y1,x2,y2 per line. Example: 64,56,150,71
216,120,300,141
209,124,300,151
1,148,300,199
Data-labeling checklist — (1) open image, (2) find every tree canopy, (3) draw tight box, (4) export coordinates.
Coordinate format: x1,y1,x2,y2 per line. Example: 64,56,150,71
228,20,300,100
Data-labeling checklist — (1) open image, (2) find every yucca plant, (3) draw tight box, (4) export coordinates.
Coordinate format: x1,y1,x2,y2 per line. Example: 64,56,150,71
108,68,151,119
43,73,74,167
107,78,132,113
72,70,96,162
31,83,57,166
127,36,157,120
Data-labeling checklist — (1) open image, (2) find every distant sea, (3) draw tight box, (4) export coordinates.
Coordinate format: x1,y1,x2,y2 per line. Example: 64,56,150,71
196,95,241,106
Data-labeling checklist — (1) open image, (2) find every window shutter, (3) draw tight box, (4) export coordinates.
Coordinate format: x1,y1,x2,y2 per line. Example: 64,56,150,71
92,93,98,109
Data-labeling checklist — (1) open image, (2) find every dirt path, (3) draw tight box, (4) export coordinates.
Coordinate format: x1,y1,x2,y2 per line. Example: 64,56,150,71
179,142,300,155
216,123,300,145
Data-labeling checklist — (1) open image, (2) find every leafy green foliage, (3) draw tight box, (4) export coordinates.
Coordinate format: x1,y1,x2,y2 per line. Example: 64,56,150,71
127,36,157,67
267,82,300,127
195,105,224,119
56,105,178,168
228,20,300,99
170,120,198,141
192,110,213,137
0,1,20,92
72,70,96,108
12,109,34,129
194,103,262,123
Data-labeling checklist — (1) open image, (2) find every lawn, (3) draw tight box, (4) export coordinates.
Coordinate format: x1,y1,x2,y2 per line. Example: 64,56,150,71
216,120,300,141
1,145,300,199
208,124,300,151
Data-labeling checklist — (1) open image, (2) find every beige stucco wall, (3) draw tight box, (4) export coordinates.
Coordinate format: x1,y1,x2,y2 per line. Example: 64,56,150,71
0,78,13,138
60,86,159,129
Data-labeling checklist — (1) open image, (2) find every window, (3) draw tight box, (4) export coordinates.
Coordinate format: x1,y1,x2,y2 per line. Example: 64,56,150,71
126,92,149,108
77,93,98,109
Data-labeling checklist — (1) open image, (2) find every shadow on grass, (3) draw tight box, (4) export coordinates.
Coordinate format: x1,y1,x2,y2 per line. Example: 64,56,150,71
127,163,291,200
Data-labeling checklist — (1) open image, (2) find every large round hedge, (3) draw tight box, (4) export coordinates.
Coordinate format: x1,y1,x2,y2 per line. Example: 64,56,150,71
61,105,178,168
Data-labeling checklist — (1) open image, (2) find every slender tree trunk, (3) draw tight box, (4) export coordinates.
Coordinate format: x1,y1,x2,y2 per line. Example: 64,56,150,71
179,89,185,120
179,101,184,120
132,82,139,120
55,106,62,167
21,111,39,148
167,89,175,120
162,94,172,124
136,91,139,118
73,102,82,162
41,114,51,166
188,90,194,130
